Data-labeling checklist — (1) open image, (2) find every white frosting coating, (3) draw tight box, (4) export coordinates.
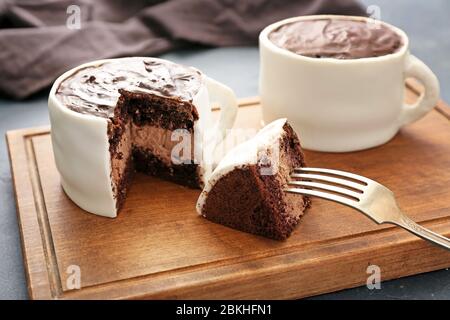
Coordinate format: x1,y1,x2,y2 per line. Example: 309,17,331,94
196,118,288,215
49,92,116,216
49,58,210,218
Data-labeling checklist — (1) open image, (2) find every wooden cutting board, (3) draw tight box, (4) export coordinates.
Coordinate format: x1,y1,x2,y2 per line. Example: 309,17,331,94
6,82,450,300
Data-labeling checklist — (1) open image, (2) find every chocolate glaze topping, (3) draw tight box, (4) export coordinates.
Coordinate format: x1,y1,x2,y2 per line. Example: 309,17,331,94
269,18,403,59
56,57,203,118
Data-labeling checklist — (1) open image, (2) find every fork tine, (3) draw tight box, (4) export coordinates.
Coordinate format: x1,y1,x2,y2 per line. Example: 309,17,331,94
290,173,364,192
285,187,358,208
294,167,371,185
287,180,361,200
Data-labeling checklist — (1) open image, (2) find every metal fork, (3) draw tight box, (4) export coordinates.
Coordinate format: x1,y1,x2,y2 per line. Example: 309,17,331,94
285,167,450,251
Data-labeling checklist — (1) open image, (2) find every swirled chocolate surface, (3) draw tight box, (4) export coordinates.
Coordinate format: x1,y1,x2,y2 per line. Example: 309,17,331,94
56,57,203,118
269,18,403,59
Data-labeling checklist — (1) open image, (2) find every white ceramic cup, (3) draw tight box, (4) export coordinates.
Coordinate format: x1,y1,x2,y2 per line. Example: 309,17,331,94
48,57,238,217
259,15,440,152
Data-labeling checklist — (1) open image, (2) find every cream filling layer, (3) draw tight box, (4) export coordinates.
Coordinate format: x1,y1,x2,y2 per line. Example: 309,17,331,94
131,124,195,166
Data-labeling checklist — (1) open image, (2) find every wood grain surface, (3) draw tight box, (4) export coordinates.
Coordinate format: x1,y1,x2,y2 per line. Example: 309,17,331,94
6,82,450,299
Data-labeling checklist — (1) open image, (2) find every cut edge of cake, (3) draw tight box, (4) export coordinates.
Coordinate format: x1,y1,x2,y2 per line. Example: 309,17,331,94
108,89,203,213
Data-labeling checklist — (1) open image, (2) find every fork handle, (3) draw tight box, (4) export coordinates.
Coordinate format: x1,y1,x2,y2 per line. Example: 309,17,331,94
390,214,450,251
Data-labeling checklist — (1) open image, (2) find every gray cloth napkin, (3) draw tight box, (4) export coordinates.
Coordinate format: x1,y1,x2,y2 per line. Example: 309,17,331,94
0,0,365,99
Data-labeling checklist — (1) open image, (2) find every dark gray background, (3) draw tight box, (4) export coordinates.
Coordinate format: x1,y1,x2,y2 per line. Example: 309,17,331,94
1,0,449,299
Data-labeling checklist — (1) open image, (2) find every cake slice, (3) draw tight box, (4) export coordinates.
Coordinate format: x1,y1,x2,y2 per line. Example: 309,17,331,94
196,119,311,240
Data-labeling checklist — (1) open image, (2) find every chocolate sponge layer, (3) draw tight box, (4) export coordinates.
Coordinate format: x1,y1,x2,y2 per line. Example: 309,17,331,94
202,123,310,240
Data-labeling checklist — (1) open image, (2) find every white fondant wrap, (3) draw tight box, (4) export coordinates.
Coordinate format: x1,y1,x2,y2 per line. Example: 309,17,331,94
196,118,288,216
49,58,238,218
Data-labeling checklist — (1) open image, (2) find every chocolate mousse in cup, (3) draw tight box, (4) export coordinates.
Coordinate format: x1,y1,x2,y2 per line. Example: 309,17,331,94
259,15,440,152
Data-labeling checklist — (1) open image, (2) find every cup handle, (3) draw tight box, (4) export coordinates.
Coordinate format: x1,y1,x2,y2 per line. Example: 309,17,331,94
399,54,440,126
204,76,238,143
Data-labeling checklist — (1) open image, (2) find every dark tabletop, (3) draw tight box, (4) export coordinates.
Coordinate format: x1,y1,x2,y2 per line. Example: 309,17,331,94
1,0,449,299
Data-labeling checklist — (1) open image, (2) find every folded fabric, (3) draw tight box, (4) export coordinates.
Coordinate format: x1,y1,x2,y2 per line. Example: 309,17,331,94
0,0,365,99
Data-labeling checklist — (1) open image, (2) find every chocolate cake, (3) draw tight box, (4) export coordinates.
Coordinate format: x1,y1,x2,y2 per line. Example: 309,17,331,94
196,119,311,240
49,57,235,217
